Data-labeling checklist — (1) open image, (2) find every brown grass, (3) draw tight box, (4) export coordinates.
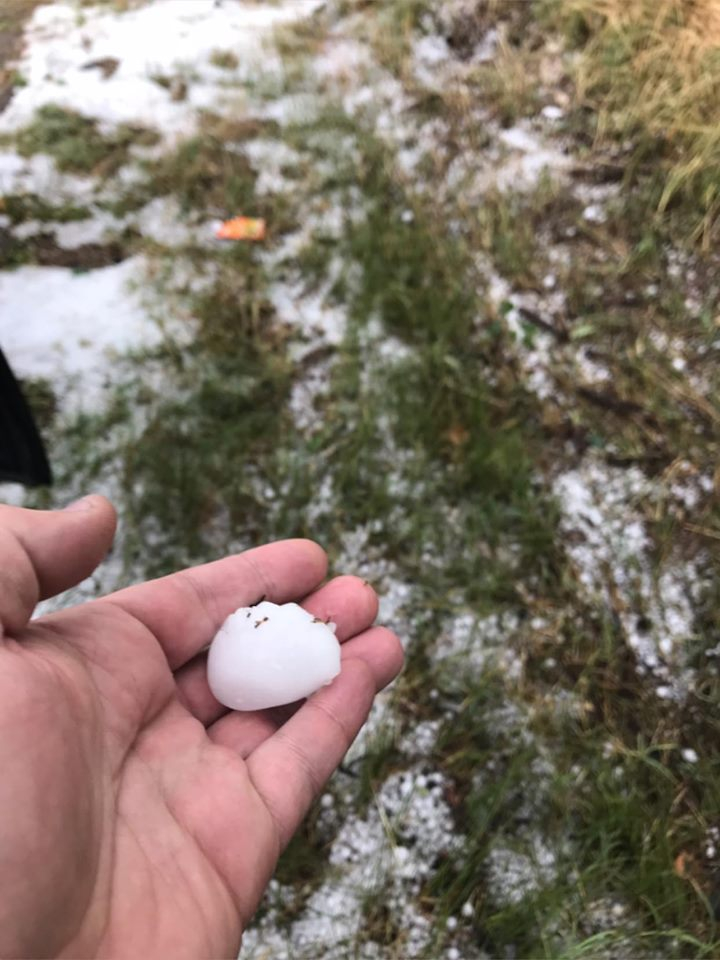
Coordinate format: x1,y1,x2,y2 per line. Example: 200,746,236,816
560,0,720,246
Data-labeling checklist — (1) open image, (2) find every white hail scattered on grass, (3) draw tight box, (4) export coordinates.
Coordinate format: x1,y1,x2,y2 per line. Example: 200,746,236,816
2,0,321,137
485,833,559,908
242,766,460,960
434,610,521,683
554,455,705,694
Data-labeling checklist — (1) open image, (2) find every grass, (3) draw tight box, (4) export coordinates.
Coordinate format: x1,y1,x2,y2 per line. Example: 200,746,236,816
473,176,565,286
117,121,292,228
344,0,433,76
412,608,720,956
0,193,91,225
109,250,296,577
468,31,542,125
20,376,57,432
0,224,137,270
549,0,720,248
0,1,39,112
77,115,556,586
209,49,239,71
43,80,719,960
11,104,159,175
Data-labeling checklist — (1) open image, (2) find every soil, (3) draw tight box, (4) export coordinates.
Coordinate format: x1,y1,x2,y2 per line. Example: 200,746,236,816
0,225,137,269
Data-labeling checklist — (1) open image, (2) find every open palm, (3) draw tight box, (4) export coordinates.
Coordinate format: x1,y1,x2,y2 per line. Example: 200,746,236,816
0,496,402,958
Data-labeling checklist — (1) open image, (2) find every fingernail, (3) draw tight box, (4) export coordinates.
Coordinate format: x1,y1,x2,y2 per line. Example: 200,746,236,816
64,495,95,512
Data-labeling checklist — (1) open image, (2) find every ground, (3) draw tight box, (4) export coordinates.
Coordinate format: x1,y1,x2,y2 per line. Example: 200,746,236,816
1,1,719,957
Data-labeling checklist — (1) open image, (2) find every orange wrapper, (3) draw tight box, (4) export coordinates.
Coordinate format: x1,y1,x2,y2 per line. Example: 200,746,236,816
215,216,267,241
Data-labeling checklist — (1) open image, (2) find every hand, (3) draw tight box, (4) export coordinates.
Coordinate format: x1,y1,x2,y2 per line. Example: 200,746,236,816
0,496,403,958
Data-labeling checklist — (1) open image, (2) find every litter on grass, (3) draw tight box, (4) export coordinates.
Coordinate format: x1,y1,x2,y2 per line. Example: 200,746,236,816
215,215,266,241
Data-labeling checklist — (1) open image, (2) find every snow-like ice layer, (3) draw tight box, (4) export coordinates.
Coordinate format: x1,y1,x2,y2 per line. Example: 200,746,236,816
273,283,347,348
0,149,97,200
555,455,705,692
496,126,571,191
413,34,451,88
243,138,302,196
315,35,372,86
269,279,349,431
0,257,158,411
11,208,126,247
485,833,558,907
2,0,323,137
399,718,442,757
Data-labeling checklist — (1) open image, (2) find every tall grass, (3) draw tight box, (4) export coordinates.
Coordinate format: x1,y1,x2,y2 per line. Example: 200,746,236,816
554,0,720,247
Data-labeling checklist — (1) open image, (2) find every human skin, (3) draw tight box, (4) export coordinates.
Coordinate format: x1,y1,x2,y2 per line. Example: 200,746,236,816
0,496,403,958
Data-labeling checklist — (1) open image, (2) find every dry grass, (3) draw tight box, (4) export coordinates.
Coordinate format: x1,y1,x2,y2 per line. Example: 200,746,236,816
559,0,720,246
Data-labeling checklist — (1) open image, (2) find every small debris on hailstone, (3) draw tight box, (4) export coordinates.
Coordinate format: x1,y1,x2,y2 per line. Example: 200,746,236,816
207,601,341,710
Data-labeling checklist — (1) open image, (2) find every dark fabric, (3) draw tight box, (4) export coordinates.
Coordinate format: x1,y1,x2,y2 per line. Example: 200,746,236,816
0,348,52,486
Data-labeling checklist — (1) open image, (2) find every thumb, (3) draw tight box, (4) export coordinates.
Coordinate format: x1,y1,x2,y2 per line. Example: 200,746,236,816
0,495,117,637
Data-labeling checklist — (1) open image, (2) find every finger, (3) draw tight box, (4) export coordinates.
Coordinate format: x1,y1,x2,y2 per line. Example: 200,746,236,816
97,540,327,670
0,496,116,636
175,575,378,725
340,625,404,691
245,658,378,848
208,625,403,758
302,575,379,632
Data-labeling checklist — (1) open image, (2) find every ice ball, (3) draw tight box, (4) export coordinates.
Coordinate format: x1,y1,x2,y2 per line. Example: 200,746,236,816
207,600,341,711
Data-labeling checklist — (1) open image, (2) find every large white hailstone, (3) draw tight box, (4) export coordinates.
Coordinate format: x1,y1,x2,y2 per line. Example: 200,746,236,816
207,601,341,711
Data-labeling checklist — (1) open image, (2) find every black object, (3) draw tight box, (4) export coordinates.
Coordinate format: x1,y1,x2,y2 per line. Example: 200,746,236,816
0,348,52,486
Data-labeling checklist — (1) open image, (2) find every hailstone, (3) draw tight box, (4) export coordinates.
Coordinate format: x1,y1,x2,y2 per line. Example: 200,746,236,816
207,600,341,710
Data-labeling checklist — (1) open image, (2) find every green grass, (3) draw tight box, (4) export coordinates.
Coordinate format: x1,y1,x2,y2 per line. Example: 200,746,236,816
0,192,91,225
93,113,556,581
473,176,569,287
410,609,720,956
340,0,432,76
11,104,159,175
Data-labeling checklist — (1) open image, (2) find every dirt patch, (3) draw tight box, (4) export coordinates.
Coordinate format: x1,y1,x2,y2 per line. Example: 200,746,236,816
0,1,43,114
0,226,137,269
29,232,136,268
